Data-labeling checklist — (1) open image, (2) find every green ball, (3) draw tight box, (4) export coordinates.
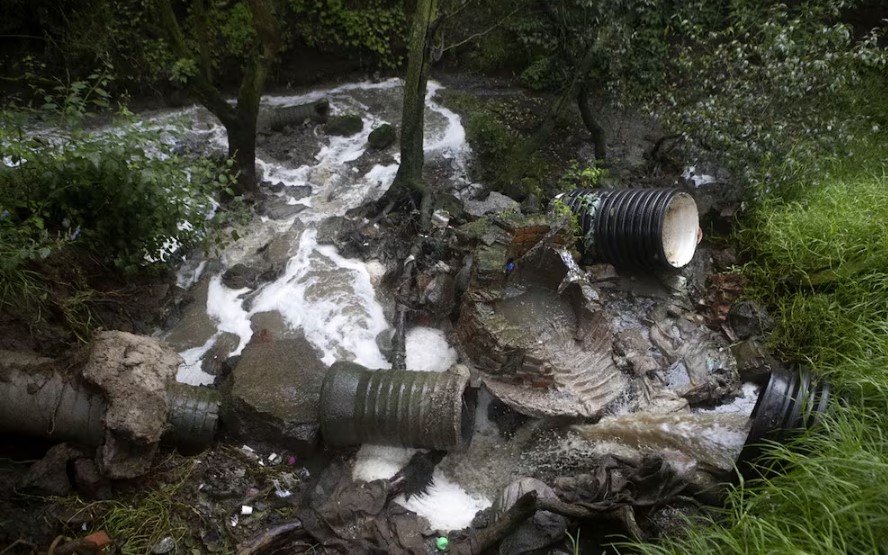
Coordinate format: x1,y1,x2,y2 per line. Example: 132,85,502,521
435,536,449,551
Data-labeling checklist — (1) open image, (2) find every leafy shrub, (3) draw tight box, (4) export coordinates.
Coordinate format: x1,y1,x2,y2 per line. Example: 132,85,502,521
288,0,406,69
557,161,606,191
0,115,225,274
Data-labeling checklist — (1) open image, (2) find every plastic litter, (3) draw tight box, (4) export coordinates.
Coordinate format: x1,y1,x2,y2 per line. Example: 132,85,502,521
436,536,449,551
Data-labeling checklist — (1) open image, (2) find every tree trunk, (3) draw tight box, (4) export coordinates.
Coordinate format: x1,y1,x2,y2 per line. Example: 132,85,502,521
155,0,279,197
522,40,603,159
577,84,606,160
226,117,259,195
384,0,438,229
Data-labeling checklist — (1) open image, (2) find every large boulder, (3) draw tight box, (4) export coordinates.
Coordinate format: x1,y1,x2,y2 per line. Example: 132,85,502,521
81,331,181,478
223,336,327,453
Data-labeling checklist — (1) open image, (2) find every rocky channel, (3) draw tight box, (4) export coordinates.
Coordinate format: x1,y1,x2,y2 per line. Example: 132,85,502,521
0,78,784,553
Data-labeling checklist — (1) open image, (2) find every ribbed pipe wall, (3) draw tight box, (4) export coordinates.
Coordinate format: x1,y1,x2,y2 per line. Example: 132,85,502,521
320,361,474,451
736,367,830,475
0,366,219,451
559,188,700,269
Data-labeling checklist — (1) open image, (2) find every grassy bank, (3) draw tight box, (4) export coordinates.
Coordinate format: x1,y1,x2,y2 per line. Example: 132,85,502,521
631,137,888,553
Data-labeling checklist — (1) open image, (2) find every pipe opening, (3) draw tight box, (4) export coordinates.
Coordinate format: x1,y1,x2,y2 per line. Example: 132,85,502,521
661,193,699,268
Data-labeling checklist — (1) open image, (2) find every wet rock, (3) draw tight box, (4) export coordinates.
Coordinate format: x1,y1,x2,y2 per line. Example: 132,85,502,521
259,197,308,220
82,331,181,478
434,193,467,223
221,263,262,289
289,184,313,200
587,263,619,283
731,339,776,383
200,332,240,376
265,181,285,193
315,216,358,245
728,299,773,340
250,311,296,341
163,276,216,351
492,477,567,555
19,443,90,496
420,272,457,317
376,328,394,360
464,191,519,217
367,123,396,149
223,336,326,453
259,100,330,131
72,458,112,500
261,229,301,276
614,328,662,376
682,367,740,406
326,114,364,137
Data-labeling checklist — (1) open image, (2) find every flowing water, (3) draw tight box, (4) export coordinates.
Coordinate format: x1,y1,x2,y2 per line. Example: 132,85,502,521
154,79,490,530
82,78,756,531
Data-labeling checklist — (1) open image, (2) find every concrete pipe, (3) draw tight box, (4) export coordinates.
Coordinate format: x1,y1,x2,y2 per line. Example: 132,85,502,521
557,188,700,269
0,366,219,451
319,361,475,451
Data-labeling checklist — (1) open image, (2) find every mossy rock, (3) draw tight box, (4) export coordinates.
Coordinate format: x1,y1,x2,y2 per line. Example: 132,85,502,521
368,123,397,149
327,114,364,137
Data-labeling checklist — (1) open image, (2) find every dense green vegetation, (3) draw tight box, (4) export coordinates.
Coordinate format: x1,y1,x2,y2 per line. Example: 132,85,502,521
1,0,888,551
0,77,234,342
630,138,888,554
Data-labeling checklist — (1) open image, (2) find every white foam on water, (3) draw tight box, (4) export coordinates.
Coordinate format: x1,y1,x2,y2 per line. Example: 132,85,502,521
701,382,761,416
353,445,415,482
158,80,486,529
405,327,458,372
261,78,403,107
206,276,253,356
249,228,390,368
176,339,217,386
425,82,467,156
396,469,492,531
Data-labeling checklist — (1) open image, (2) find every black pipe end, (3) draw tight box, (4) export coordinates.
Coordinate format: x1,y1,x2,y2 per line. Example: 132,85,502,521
735,367,830,479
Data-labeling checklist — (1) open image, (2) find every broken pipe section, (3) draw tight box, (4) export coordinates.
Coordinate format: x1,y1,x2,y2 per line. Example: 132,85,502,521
320,361,475,451
0,366,218,452
736,367,830,477
556,188,700,269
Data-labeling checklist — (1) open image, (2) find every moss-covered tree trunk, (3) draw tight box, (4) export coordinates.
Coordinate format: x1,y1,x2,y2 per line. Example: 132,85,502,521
156,0,280,196
384,0,438,228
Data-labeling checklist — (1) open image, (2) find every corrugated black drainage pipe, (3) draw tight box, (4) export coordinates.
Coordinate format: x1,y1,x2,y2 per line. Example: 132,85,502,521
0,367,219,452
555,188,700,269
164,382,220,453
735,367,830,477
319,361,475,452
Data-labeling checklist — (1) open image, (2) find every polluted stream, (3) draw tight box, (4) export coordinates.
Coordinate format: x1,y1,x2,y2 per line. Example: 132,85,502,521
161,79,491,531
121,79,758,537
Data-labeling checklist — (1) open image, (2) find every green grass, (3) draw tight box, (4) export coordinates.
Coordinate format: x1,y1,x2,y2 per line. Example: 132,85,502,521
626,133,888,554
